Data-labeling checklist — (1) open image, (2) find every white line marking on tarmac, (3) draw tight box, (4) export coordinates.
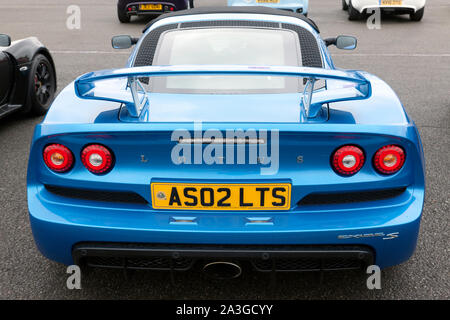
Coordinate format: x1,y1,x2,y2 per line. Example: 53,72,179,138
51,50,129,54
333,53,450,57
51,51,450,58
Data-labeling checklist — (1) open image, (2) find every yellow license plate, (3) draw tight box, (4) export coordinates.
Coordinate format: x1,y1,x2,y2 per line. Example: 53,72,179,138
381,0,402,5
139,4,162,11
151,183,291,211
257,0,280,3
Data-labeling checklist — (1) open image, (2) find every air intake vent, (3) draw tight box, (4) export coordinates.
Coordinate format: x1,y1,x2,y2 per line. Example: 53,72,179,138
298,187,407,206
252,257,363,272
86,256,193,271
45,185,148,204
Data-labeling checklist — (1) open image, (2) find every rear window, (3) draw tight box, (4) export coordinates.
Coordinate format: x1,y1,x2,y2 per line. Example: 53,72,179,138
150,28,303,94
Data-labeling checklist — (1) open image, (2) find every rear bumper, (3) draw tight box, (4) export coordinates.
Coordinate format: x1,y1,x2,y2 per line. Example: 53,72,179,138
229,3,309,14
29,184,424,270
73,243,374,272
119,1,188,16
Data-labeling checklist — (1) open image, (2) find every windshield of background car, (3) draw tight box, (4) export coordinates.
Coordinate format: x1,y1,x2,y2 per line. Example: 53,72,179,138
150,27,303,94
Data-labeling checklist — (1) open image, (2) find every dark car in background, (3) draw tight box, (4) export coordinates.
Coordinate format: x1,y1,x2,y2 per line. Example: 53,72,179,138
0,34,56,119
117,0,194,23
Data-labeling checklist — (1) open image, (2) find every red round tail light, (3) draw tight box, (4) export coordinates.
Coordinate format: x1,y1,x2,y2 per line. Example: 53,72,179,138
373,145,405,175
43,144,74,173
332,145,365,176
81,144,114,174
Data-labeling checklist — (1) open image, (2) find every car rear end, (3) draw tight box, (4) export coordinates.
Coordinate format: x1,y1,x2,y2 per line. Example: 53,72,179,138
118,0,189,20
228,0,309,15
28,117,424,273
28,10,424,276
351,0,426,14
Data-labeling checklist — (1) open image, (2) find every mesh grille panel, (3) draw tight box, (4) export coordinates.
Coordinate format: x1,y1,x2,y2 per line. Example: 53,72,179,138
180,20,280,29
298,188,407,206
134,23,178,67
252,257,362,272
282,23,323,67
74,243,373,273
45,185,148,204
86,256,193,271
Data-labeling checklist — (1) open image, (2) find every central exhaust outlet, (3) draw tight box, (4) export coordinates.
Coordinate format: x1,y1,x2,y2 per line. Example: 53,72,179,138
203,261,242,280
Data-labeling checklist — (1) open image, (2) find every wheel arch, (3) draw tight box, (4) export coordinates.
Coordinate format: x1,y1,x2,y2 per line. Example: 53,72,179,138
32,47,57,92
4,38,57,109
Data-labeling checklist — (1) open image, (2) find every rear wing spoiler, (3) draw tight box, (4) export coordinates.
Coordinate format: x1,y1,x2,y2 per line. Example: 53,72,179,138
74,65,371,118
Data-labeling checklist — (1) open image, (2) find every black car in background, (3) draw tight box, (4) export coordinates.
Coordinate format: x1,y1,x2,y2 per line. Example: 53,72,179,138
117,0,194,23
0,34,56,119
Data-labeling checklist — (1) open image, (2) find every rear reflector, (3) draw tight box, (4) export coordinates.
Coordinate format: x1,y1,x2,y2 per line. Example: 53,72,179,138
332,145,365,176
43,144,74,173
81,144,114,174
373,145,405,175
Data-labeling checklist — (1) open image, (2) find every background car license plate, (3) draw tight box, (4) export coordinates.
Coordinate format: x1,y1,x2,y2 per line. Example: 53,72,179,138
381,0,402,5
139,4,162,11
256,0,280,3
151,183,291,211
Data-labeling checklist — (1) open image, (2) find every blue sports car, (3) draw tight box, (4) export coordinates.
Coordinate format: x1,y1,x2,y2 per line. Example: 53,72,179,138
28,7,424,279
228,0,309,16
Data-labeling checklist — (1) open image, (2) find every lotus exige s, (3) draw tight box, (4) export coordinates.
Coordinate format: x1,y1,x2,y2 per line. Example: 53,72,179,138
28,7,425,279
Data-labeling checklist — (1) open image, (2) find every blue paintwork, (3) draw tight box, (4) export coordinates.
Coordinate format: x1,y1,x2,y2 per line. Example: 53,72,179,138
28,11,425,270
228,0,309,15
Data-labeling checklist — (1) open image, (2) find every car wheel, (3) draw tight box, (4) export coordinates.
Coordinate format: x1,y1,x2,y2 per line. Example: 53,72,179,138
348,1,362,20
28,54,56,116
118,8,130,23
342,0,348,11
410,7,424,21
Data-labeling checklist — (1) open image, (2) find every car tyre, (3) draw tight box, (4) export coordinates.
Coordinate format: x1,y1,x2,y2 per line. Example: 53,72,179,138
410,7,424,21
348,1,362,20
27,54,56,116
118,8,130,23
342,0,348,11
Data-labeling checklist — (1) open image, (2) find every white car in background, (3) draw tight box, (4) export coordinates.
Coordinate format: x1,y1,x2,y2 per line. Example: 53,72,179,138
342,0,426,21
228,0,309,16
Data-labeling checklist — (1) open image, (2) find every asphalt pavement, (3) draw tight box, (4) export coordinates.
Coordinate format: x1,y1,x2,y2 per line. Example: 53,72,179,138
0,0,449,299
